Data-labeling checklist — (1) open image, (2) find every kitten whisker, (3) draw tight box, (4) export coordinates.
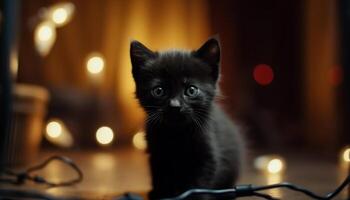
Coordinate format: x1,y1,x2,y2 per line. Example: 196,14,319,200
191,112,210,133
191,116,202,132
146,112,158,126
146,110,163,128
143,105,161,108
194,110,214,122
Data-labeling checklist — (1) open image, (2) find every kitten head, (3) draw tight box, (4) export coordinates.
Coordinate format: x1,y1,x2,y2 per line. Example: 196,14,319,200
130,38,221,125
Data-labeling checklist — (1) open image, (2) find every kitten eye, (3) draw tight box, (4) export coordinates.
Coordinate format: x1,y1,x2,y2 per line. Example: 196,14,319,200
151,87,165,98
185,86,199,97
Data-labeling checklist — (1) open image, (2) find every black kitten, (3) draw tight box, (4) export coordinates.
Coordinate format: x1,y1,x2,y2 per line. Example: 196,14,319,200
130,38,244,200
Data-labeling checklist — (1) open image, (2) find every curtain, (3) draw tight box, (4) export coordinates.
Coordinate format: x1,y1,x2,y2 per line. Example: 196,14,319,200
19,0,211,136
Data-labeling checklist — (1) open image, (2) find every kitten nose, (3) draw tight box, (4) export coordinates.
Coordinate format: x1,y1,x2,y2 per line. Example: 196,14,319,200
169,99,181,108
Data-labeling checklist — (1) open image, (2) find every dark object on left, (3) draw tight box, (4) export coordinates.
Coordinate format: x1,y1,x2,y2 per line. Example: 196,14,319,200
0,0,21,168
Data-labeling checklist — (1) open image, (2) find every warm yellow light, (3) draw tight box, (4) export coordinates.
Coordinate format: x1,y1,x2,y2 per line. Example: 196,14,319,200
52,8,68,25
86,54,105,74
48,2,75,27
92,153,116,170
45,119,74,148
342,147,350,162
37,24,54,42
34,21,56,56
267,158,284,174
254,155,285,174
96,126,114,145
46,121,62,138
132,131,147,150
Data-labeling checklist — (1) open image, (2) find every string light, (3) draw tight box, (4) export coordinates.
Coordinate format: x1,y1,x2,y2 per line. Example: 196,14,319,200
132,130,147,150
96,126,114,146
45,119,73,148
254,155,286,174
86,53,105,74
37,23,54,42
341,146,350,163
46,121,62,138
34,21,56,56
267,158,284,174
33,3,74,56
48,2,75,27
52,8,68,25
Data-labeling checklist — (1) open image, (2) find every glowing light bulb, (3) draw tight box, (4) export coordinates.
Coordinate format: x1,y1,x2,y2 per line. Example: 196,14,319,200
34,21,56,56
37,24,53,42
96,126,114,146
49,2,75,27
52,8,68,25
342,147,350,162
132,131,147,150
267,159,284,174
254,155,285,174
46,121,62,138
86,54,105,74
45,119,74,148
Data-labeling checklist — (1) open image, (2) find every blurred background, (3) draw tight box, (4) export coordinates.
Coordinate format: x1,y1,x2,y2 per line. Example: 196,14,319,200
10,0,349,151
0,0,349,199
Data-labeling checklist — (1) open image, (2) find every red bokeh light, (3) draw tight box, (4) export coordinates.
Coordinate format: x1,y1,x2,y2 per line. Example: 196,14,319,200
329,65,343,87
253,64,274,86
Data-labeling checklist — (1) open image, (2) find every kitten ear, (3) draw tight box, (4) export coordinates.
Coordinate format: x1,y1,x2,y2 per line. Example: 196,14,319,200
130,40,157,72
194,37,220,65
193,37,221,81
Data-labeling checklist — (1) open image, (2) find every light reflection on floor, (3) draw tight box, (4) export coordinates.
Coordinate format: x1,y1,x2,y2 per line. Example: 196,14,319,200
32,149,347,200
91,152,117,171
266,173,282,198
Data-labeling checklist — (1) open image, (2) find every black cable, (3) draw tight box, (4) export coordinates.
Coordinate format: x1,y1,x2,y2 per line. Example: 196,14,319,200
160,175,350,200
0,188,67,200
161,188,238,200
0,155,348,200
0,155,83,187
252,175,350,200
0,188,81,200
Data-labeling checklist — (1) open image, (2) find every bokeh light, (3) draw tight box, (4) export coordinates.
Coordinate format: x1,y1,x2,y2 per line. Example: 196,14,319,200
342,147,350,162
132,131,147,150
86,54,105,74
253,64,274,86
52,8,68,25
254,155,286,174
37,24,54,42
49,2,75,27
267,158,284,174
96,126,114,146
34,21,56,56
329,65,343,87
46,120,62,138
45,119,74,148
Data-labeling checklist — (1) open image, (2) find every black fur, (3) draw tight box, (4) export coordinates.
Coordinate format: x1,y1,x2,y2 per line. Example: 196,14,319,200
130,38,244,200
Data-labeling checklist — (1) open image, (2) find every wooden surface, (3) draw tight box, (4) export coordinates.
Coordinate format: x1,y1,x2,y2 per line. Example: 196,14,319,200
1,148,349,200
